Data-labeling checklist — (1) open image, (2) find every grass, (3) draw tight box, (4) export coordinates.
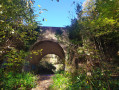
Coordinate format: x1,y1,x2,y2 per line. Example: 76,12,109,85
49,68,119,90
0,69,37,90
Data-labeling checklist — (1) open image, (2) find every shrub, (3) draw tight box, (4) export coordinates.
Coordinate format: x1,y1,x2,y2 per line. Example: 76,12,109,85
50,68,119,90
0,69,37,90
50,71,89,90
90,68,119,90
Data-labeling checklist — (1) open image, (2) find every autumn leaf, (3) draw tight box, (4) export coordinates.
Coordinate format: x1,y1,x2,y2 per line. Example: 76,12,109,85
45,19,47,21
38,5,41,8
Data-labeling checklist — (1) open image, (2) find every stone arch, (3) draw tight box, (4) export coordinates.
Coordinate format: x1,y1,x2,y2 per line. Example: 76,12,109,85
29,40,65,65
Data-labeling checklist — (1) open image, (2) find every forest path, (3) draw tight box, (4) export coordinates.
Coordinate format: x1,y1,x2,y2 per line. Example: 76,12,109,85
32,74,54,90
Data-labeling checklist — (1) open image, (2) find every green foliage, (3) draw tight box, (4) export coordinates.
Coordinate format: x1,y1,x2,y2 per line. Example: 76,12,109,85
50,71,72,90
79,0,119,39
3,49,28,72
50,71,90,90
0,69,37,90
0,0,40,89
0,0,39,47
90,68,119,90
52,0,119,89
0,0,39,66
68,0,119,63
0,0,40,71
67,19,82,45
50,68,119,90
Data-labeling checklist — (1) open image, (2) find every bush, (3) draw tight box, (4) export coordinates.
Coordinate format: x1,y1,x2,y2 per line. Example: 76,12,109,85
0,69,37,90
50,68,119,90
50,71,90,90
90,68,119,90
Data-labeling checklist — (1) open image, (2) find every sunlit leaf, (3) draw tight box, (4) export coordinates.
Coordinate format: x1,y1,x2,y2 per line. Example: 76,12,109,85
45,19,47,21
38,5,41,8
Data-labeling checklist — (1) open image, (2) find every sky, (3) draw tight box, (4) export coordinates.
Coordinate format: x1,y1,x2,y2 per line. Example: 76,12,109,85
33,0,85,27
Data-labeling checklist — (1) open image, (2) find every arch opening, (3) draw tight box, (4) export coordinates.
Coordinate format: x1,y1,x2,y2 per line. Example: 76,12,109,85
37,54,64,74
28,40,65,73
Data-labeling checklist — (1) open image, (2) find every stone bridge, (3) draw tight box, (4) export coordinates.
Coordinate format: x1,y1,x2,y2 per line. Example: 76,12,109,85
26,26,69,71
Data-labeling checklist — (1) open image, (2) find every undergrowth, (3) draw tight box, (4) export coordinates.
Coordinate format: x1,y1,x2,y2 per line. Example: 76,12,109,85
0,69,37,90
50,68,119,90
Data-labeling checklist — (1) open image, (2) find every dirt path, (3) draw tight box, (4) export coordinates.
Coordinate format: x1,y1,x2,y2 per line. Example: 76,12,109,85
32,74,54,90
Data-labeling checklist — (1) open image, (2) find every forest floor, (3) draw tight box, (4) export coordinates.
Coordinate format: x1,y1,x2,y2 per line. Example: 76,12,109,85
32,74,54,90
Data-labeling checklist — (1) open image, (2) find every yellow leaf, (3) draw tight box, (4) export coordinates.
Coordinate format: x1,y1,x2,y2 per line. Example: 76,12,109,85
38,5,41,8
45,19,47,21
3,35,5,38
87,81,88,83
